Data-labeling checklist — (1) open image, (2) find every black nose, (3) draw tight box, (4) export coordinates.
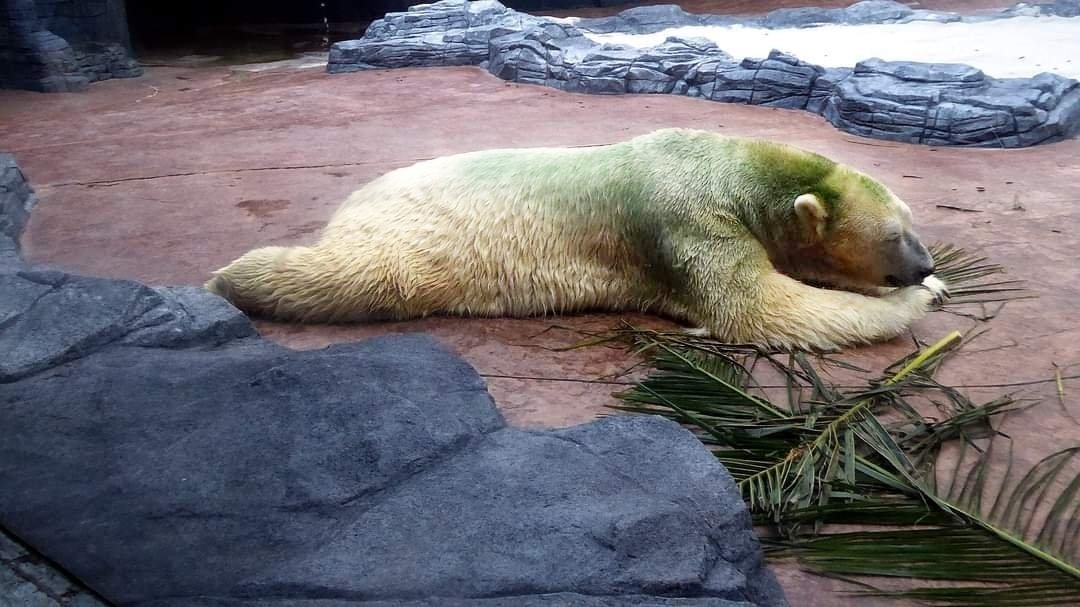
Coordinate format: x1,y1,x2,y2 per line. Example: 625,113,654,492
888,262,936,288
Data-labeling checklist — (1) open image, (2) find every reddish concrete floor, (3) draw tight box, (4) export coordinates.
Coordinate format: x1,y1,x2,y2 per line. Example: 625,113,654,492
2,61,1078,606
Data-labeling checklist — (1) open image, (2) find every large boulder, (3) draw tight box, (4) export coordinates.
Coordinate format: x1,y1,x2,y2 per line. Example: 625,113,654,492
823,58,1080,147
0,155,786,606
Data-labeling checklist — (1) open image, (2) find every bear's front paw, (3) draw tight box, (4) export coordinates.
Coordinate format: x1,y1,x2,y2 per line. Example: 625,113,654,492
921,275,950,306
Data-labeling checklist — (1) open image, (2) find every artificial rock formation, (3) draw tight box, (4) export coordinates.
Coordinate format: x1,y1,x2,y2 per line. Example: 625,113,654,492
0,154,36,271
0,154,786,606
0,0,140,92
329,0,1080,148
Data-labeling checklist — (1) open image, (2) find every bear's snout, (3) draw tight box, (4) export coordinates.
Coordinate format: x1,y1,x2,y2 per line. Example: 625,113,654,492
885,251,935,287
914,260,935,281
882,232,935,287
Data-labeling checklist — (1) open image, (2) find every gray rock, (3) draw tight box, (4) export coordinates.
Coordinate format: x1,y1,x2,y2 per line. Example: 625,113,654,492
72,41,143,82
2,529,102,607
0,154,37,272
1049,0,1080,17
901,9,962,23
808,67,852,114
329,0,543,73
0,565,55,607
127,286,258,347
142,596,759,607
0,331,785,606
855,57,984,84
997,2,1045,18
0,24,89,93
0,236,24,274
699,14,745,27
709,51,824,109
608,4,702,33
0,0,140,92
756,0,922,28
575,4,705,35
824,59,1080,146
0,271,256,382
841,0,914,24
0,155,786,606
0,529,27,561
326,0,1080,148
761,7,845,29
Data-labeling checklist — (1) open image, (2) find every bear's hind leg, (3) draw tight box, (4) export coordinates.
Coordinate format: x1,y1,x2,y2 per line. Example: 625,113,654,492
206,245,388,322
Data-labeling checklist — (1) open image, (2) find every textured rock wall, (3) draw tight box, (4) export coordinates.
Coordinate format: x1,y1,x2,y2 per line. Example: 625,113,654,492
0,0,140,92
33,0,130,47
0,155,108,606
329,0,1080,148
0,154,787,606
0,154,37,271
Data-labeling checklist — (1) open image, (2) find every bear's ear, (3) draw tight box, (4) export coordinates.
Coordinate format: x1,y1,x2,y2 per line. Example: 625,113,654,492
794,193,828,240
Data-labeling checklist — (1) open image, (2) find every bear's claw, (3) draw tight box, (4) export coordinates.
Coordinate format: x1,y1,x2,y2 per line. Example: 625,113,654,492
922,275,950,305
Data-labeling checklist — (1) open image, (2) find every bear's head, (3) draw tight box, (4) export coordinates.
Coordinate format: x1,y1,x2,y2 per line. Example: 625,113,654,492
790,166,935,291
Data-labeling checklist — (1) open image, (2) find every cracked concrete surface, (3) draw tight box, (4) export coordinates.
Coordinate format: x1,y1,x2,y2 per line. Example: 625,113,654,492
1,54,1078,605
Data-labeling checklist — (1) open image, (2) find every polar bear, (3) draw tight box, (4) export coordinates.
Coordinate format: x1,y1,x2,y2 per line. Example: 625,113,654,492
206,128,946,350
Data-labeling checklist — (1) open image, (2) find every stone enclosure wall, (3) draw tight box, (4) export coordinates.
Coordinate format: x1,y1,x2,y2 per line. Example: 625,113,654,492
0,0,140,92
330,0,1080,148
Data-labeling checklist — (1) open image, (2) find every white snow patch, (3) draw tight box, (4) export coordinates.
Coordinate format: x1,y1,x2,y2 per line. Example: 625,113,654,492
583,16,1080,80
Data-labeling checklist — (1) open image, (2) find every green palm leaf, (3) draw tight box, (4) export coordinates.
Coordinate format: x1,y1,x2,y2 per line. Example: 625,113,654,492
929,242,1034,306
615,332,1079,604
607,245,1077,605
615,331,963,522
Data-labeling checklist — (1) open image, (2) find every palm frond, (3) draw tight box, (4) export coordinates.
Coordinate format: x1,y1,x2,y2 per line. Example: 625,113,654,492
604,240,1078,605
935,443,1080,576
616,331,965,522
775,527,1080,606
851,412,1080,593
614,329,1080,604
929,242,1033,306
